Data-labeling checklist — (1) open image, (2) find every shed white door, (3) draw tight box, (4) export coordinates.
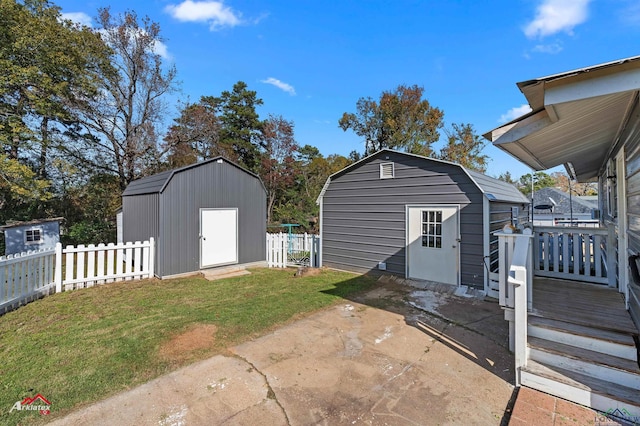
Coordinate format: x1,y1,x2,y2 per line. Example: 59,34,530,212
407,206,459,285
200,208,238,268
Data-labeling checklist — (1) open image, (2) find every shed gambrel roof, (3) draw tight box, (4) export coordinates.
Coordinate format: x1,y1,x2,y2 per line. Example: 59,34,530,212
317,149,529,204
465,169,530,204
122,157,265,197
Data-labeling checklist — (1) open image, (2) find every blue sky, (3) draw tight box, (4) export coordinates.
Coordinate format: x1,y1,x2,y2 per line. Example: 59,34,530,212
55,0,640,179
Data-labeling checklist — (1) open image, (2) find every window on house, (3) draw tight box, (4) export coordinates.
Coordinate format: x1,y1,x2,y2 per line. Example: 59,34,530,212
25,228,43,244
380,162,394,179
421,210,442,248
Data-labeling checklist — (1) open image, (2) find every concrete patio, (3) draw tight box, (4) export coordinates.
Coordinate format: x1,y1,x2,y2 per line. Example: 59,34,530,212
48,275,604,425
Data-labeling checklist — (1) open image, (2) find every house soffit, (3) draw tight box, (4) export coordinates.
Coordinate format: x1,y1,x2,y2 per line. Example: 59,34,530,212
490,90,637,181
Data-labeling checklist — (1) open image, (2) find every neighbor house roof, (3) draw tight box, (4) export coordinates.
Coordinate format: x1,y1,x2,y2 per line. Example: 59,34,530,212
532,187,597,214
0,217,64,230
122,157,264,197
483,55,640,182
317,149,529,204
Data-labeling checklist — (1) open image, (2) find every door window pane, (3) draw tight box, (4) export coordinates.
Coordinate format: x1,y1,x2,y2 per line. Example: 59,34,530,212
421,210,443,248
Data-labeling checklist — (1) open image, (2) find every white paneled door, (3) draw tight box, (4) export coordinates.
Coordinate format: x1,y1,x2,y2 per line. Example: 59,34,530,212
407,205,459,285
200,208,238,268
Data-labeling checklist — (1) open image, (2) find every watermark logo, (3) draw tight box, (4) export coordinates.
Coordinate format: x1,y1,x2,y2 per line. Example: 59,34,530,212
595,407,640,425
9,393,51,416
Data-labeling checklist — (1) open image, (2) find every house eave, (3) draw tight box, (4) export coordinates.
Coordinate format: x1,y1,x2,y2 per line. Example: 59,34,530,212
486,56,640,182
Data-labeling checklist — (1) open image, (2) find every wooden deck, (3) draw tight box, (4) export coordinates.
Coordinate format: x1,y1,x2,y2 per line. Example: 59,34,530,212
532,277,638,336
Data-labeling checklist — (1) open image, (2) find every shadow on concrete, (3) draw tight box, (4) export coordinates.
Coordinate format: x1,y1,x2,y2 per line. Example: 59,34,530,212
321,273,515,385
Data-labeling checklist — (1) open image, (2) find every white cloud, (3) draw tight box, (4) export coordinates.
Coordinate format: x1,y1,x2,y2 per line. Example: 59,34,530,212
524,0,590,38
531,42,563,54
499,104,533,123
152,40,171,60
61,12,93,27
261,77,296,96
165,1,242,31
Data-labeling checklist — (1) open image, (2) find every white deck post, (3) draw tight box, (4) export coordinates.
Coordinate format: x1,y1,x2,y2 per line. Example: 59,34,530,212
508,232,533,386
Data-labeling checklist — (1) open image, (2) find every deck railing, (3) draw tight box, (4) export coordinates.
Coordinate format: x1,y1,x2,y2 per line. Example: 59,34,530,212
496,225,615,385
497,230,534,386
509,232,532,386
533,226,613,285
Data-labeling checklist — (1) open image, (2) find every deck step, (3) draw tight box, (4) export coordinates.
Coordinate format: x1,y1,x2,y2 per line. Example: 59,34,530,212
528,316,638,361
521,360,640,418
528,336,640,390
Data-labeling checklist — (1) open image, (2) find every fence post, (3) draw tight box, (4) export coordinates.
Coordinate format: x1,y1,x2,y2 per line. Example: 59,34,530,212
55,243,62,293
148,238,155,278
282,232,287,268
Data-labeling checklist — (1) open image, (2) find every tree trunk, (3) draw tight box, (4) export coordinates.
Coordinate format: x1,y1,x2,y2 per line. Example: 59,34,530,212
38,117,49,179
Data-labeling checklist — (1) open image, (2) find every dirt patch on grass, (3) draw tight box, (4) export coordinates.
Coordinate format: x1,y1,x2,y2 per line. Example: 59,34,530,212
159,324,218,363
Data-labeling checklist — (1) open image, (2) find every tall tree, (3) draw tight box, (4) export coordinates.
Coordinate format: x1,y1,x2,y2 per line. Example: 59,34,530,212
519,171,556,195
0,0,107,171
339,84,444,156
0,0,110,222
437,123,489,172
163,99,231,169
550,171,597,196
0,155,50,218
497,171,517,185
68,8,178,189
206,81,263,172
258,115,299,224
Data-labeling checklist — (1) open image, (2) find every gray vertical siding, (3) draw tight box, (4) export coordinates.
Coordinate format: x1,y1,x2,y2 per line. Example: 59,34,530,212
157,160,266,277
122,193,160,248
321,151,486,288
488,203,529,273
622,101,640,328
122,159,266,278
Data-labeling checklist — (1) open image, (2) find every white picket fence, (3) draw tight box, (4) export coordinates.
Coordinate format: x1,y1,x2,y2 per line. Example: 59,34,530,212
0,239,154,314
59,239,155,291
0,248,57,314
266,233,319,268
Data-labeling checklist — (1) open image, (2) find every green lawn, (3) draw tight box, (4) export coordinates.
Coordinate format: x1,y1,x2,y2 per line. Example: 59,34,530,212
0,268,375,425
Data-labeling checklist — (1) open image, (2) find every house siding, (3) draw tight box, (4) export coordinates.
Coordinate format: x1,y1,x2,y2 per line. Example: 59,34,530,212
622,101,640,327
321,151,486,288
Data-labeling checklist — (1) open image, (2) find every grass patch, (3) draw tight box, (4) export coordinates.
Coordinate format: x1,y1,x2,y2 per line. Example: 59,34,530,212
0,268,375,425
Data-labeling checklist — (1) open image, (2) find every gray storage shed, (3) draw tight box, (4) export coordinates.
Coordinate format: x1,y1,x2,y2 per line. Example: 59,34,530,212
122,157,267,278
317,149,529,293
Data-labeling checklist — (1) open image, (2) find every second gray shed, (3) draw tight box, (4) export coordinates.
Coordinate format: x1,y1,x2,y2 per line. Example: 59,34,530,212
317,149,529,293
122,158,267,278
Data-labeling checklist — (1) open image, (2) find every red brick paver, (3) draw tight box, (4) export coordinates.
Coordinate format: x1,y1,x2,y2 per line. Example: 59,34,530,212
509,387,621,425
